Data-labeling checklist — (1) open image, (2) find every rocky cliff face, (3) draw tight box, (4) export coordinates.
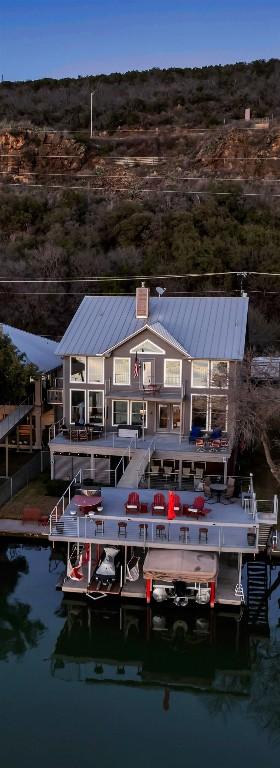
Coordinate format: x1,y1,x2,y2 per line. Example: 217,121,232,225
1,125,280,193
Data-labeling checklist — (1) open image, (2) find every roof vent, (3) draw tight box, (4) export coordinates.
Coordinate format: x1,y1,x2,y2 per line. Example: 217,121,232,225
136,282,149,319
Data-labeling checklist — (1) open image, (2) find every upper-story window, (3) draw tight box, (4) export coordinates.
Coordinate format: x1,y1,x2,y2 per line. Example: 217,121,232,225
70,356,86,383
88,357,104,384
191,360,229,389
191,360,209,388
164,359,182,387
113,358,130,385
210,361,229,388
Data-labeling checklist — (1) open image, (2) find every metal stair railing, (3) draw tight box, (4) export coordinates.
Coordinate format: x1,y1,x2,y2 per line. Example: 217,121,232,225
0,395,34,441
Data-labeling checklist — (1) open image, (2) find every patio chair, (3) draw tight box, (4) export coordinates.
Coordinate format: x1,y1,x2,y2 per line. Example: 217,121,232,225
125,492,140,514
173,493,182,515
195,438,205,452
182,466,191,478
163,463,174,479
195,468,204,479
78,429,88,441
203,478,212,499
152,492,166,515
192,495,205,512
150,463,160,476
189,426,202,443
209,439,221,451
222,477,235,504
70,428,79,441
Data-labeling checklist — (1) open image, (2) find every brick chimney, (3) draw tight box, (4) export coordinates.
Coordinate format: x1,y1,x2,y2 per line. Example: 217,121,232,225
136,282,149,319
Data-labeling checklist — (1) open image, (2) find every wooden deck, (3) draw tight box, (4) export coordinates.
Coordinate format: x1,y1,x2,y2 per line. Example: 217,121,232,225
49,486,259,554
216,562,242,605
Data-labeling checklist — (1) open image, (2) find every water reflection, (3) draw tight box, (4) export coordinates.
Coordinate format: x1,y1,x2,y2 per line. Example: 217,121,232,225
0,543,45,660
52,602,251,698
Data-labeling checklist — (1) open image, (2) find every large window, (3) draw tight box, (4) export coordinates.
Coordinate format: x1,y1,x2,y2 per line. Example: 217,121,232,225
131,401,147,428
164,359,182,387
192,361,209,388
88,357,104,384
114,358,130,385
70,390,85,424
209,396,227,431
191,394,228,431
191,395,207,429
88,391,104,425
192,360,229,389
112,400,129,425
70,356,86,383
210,361,229,389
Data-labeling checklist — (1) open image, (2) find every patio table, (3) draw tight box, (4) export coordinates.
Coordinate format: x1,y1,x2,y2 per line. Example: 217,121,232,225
210,483,227,502
72,494,103,513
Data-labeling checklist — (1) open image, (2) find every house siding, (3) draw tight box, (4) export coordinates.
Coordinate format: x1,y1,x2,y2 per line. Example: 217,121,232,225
62,329,237,437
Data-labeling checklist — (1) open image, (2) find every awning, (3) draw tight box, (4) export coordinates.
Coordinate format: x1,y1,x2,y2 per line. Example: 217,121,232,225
143,549,218,583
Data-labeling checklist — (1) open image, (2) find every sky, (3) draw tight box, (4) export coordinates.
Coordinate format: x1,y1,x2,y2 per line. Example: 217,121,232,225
1,0,280,81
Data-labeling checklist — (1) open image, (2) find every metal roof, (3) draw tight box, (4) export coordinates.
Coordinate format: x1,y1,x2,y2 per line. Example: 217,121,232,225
56,295,248,361
1,324,62,372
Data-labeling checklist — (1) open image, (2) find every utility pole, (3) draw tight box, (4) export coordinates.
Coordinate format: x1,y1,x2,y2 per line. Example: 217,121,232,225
90,90,95,139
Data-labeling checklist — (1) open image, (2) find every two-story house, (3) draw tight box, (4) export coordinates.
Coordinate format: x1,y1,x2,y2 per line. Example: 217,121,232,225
49,286,248,485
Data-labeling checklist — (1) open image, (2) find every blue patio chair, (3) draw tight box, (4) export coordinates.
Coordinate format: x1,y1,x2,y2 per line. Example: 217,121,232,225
189,426,202,443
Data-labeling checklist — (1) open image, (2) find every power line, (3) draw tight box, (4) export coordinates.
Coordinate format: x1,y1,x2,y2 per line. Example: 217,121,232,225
3,180,280,197
1,271,280,284
3,169,280,183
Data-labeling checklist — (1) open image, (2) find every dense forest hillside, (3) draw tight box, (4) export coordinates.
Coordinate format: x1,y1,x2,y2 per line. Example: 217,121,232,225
1,60,280,350
1,59,280,130
1,187,280,350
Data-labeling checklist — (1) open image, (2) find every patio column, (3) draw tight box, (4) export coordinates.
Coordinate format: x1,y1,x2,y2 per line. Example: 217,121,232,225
146,578,151,604
88,543,92,586
210,580,216,608
5,436,9,477
223,457,227,484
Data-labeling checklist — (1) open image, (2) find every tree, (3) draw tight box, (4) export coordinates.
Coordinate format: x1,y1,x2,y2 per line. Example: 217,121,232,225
0,331,37,403
233,356,280,486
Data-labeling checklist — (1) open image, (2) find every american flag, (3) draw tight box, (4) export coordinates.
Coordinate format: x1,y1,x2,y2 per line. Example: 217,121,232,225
133,353,141,378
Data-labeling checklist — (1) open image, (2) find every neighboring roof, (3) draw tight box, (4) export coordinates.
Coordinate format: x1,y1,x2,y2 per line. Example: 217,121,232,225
1,324,62,372
143,549,218,583
251,357,280,379
56,295,249,360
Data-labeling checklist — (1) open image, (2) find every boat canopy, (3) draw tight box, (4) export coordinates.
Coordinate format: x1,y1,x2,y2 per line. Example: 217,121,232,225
143,549,218,583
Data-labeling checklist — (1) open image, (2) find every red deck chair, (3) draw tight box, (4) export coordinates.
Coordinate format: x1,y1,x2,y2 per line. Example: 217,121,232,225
125,491,140,514
173,493,182,515
152,492,166,515
192,495,205,511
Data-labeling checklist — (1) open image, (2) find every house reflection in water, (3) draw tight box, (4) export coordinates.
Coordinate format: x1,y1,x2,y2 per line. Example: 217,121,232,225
51,603,251,700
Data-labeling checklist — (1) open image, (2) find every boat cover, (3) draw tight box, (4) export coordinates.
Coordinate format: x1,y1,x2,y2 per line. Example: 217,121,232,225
143,549,218,583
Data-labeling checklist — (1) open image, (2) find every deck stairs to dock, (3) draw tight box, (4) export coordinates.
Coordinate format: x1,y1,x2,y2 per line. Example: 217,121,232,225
258,524,274,551
117,440,155,489
117,449,150,488
0,399,33,442
247,560,269,630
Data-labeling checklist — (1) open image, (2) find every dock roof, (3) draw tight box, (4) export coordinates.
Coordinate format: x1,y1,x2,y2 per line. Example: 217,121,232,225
56,295,248,360
1,323,62,372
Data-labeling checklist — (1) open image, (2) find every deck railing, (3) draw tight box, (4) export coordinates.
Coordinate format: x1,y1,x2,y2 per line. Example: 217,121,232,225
0,395,34,441
49,416,66,441
47,389,63,405
49,511,259,552
255,495,278,520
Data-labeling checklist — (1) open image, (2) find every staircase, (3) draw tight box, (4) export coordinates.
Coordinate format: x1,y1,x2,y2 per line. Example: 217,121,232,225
258,523,273,551
0,399,33,441
247,560,269,631
118,439,155,488
117,449,149,488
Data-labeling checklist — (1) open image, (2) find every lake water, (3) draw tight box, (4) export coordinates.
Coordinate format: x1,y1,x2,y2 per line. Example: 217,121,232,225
0,541,280,768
